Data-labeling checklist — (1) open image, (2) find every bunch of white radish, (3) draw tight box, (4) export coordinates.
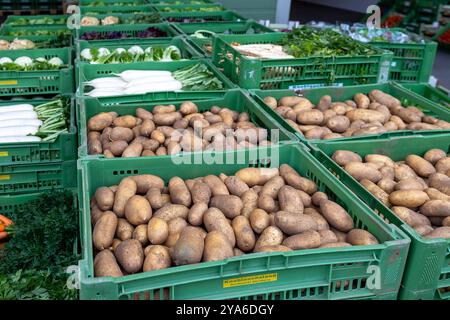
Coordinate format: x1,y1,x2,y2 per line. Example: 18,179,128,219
84,70,182,97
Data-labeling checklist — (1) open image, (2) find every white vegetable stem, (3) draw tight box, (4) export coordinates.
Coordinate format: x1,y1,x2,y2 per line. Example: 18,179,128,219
0,136,42,143
123,80,182,95
0,125,39,137
0,103,34,113
114,70,172,82
0,119,42,128
0,110,38,121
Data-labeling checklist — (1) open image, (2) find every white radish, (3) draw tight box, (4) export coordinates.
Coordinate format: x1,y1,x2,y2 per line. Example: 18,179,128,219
0,136,41,143
114,70,172,82
0,111,38,121
85,89,125,97
84,77,126,88
0,104,34,113
124,75,174,88
123,80,182,95
0,126,39,137
0,119,42,128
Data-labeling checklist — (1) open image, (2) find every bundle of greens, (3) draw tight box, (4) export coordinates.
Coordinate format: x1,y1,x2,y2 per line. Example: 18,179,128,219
5,29,71,38
80,45,182,64
8,16,67,26
0,56,65,71
172,62,225,90
281,26,378,58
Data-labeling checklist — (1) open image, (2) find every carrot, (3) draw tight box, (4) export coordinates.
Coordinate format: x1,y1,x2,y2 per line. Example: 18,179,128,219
0,231,8,240
0,224,4,232
0,214,13,226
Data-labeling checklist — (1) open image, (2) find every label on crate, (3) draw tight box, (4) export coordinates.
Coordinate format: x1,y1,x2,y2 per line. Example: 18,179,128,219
0,80,18,86
0,152,8,157
0,175,11,181
288,83,343,90
223,273,278,288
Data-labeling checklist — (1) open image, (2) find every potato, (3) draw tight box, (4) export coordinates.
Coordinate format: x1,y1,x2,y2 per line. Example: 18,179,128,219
232,216,256,252
188,202,208,226
116,218,134,241
424,227,450,239
257,194,278,213
360,179,390,207
331,102,348,115
88,132,102,155
172,227,205,265
404,155,436,178
88,113,114,132
305,127,331,139
95,187,114,211
168,177,191,207
223,176,249,197
318,229,338,245
394,178,425,191
317,95,332,111
354,93,370,109
428,173,450,196
426,188,450,201
365,154,394,167
278,185,304,214
304,208,329,230
394,164,417,181
436,157,450,174
280,164,317,194
94,249,123,278
254,226,283,249
319,242,352,248
146,187,171,211
391,206,422,227
153,204,189,221
129,174,164,195
203,175,229,196
133,224,149,246
108,140,128,157
263,96,277,109
282,230,321,250
413,225,434,236
384,121,398,131
274,211,317,235
241,189,259,218
424,149,447,165
369,90,400,108
377,178,396,194
191,181,212,204
279,96,312,108
249,209,270,234
143,245,171,271
91,205,106,226
93,211,118,251
234,248,245,256
443,216,450,227
260,176,285,198
121,142,142,158
168,218,188,236
203,208,236,247
147,218,169,245
235,168,279,187
110,127,134,143
420,200,450,217
346,229,379,246
311,191,328,206
344,162,382,183
164,233,181,248
153,112,182,126
179,101,198,115
388,190,429,208
346,109,385,123
124,195,152,226
330,228,347,242
115,239,144,274
326,116,350,133
320,200,354,232
297,109,324,125
380,166,395,180
254,245,292,253
203,231,234,262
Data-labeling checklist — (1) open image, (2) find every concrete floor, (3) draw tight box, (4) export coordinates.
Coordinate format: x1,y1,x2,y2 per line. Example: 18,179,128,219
290,0,450,88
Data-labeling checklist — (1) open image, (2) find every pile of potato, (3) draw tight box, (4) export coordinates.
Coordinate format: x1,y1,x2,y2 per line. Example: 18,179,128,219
263,90,450,140
87,101,271,158
90,165,380,278
332,149,450,239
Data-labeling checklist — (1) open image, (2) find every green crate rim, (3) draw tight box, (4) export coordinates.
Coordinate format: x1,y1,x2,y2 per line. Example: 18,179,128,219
4,15,69,27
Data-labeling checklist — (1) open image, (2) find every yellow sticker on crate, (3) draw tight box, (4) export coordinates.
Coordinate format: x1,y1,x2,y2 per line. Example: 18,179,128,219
0,175,11,181
223,273,278,288
0,80,18,86
0,152,9,157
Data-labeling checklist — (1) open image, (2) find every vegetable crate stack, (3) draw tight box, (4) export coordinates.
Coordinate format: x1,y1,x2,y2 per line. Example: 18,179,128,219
211,28,394,90
310,133,450,300
77,143,411,300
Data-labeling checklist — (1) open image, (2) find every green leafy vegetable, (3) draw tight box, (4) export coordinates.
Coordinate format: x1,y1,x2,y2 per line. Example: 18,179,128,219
173,63,224,90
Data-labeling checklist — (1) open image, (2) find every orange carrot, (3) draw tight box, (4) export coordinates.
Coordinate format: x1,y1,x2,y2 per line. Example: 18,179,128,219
0,231,8,240
0,215,13,226
0,224,4,232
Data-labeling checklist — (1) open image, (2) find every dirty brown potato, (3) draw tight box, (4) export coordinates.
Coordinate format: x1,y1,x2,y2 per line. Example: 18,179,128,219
143,245,171,271
172,227,205,266
203,231,234,262
115,239,145,274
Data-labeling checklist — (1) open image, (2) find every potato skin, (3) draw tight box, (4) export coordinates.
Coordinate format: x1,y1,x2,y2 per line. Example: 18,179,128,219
274,211,317,235
346,229,379,246
172,227,205,266
232,216,256,252
203,231,234,262
360,179,390,207
153,204,189,221
428,173,450,196
332,150,362,166
203,208,236,247
255,226,284,249
94,249,123,278
143,245,171,271
254,245,292,253
210,195,243,219
93,211,118,251
420,200,450,217
115,239,144,274
116,218,134,241
320,200,354,232
113,177,137,217
424,227,450,239
424,149,447,165
124,195,152,226
405,155,436,178
235,168,279,187
249,208,270,234
278,185,304,214
224,176,250,197
319,242,352,248
388,190,429,208
95,187,115,211
304,208,329,230
169,177,191,207
260,176,285,198
241,189,259,218
188,202,208,226
280,164,317,194
146,187,171,210
191,181,212,204
282,230,321,250
147,218,169,245
133,224,149,246
344,162,382,183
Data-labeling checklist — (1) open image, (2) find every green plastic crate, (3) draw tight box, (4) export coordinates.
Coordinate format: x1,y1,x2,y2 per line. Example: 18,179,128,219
0,25,72,39
77,59,235,98
151,3,225,12
80,5,154,14
310,134,450,300
77,89,296,158
212,33,393,90
0,35,71,48
250,82,450,145
0,160,76,195
366,28,437,83
0,97,77,166
160,10,246,22
0,48,74,97
4,15,68,27
78,143,409,300
77,23,178,43
401,83,450,109
0,192,42,216
79,12,163,25
79,0,147,5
